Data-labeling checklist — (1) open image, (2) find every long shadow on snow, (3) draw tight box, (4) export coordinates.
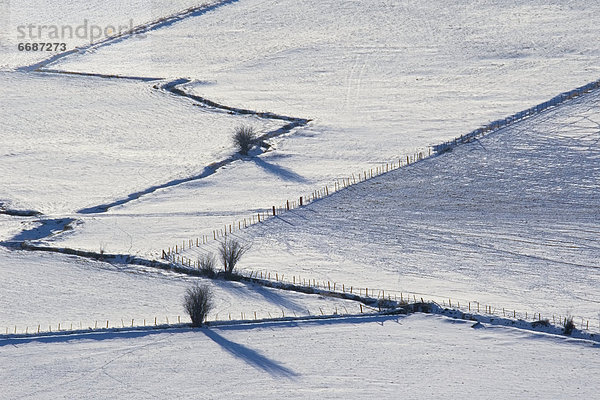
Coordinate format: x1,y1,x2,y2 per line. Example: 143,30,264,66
216,314,403,332
2,218,75,245
0,327,192,348
76,161,233,214
201,328,298,378
219,279,308,313
0,315,402,348
252,157,309,183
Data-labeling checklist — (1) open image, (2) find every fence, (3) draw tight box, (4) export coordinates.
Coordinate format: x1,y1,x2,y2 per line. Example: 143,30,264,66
161,77,600,262
153,78,600,336
1,303,372,338
432,78,600,153
235,268,600,333
161,147,430,261
4,277,597,339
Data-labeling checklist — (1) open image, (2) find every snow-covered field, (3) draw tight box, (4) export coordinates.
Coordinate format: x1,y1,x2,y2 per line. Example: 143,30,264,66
0,246,361,333
2,313,598,399
0,71,281,214
53,0,600,158
182,89,600,327
19,0,597,260
1,0,221,70
1,0,599,397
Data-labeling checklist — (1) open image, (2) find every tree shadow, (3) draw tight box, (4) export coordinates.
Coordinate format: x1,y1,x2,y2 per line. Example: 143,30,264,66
252,157,309,183
202,328,298,379
218,280,307,314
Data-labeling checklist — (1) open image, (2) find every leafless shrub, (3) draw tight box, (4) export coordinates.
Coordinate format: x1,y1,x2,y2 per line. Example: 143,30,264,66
183,284,213,327
563,316,575,335
198,253,216,277
233,125,256,155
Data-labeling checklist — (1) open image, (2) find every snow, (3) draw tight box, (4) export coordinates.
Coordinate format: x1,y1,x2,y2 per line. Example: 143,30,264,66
52,0,600,157
20,0,598,262
1,0,599,396
0,71,281,214
0,0,221,70
1,313,598,399
0,246,361,333
181,89,600,328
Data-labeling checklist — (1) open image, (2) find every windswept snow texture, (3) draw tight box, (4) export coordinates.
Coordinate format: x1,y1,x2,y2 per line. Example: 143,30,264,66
2,314,599,399
183,90,600,324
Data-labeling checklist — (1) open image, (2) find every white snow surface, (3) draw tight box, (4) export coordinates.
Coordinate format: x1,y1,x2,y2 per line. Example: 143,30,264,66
183,89,600,326
53,0,600,153
0,246,360,331
1,0,599,396
1,313,598,399
0,0,220,70
22,0,598,261
0,71,280,214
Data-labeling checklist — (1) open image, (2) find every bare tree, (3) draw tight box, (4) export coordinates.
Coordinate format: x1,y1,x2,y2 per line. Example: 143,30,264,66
183,284,213,327
233,125,256,155
219,238,249,275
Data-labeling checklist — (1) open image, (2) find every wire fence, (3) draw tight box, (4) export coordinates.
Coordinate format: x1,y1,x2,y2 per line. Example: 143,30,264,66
433,78,600,153
160,148,430,261
151,78,600,338
233,268,600,333
161,77,600,262
4,275,597,339
1,302,373,338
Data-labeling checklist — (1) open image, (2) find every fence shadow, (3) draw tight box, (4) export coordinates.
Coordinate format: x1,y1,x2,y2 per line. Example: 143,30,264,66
0,326,192,348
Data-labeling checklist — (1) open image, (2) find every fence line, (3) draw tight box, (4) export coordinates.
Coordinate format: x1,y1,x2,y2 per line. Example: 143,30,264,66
161,77,600,261
160,147,430,261
2,303,371,338
3,286,597,339
231,268,599,333
432,78,600,153
153,78,600,335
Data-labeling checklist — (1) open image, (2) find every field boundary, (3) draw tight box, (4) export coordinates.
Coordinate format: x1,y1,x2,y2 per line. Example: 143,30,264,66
167,76,600,261
433,78,600,153
19,0,240,73
3,302,598,344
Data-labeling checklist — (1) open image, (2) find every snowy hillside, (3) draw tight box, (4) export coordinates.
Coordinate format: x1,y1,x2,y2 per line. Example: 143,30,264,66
184,88,600,327
1,0,599,398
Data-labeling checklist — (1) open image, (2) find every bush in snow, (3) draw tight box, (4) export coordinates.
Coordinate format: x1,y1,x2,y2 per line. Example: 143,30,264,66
233,125,256,155
563,316,575,335
219,238,248,276
198,253,216,278
184,284,213,327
